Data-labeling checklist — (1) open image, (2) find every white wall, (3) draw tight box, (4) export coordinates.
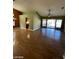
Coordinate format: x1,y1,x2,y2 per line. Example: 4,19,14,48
19,11,33,29
32,13,41,31
19,11,41,31
19,15,26,29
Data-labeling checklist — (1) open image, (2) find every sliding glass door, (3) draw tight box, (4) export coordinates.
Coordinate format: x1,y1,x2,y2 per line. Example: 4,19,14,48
42,19,47,28
42,18,62,29
47,19,56,28
56,20,62,28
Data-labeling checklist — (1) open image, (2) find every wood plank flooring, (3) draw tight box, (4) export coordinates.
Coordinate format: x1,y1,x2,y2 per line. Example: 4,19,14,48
13,28,65,59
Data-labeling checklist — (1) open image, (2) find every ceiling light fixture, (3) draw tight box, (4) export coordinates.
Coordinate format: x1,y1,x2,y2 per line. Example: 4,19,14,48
48,9,51,17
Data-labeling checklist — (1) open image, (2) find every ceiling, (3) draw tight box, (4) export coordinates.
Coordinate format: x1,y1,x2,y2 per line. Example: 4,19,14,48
13,0,65,16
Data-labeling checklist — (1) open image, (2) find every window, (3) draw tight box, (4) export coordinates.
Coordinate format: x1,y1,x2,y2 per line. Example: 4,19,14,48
56,20,62,28
42,19,47,27
42,18,62,29
47,19,56,28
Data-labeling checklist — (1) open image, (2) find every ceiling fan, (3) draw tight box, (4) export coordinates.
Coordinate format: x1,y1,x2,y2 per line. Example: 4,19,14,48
48,9,52,17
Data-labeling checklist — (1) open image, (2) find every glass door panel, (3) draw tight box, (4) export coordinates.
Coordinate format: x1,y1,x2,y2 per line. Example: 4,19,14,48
47,19,56,28
42,18,62,29
56,19,62,28
42,19,47,27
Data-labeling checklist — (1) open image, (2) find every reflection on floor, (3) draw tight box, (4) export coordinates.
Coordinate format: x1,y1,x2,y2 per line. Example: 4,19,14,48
13,28,65,59
42,28,61,40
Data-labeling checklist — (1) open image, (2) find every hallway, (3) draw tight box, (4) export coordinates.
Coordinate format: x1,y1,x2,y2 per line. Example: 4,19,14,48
13,28,65,59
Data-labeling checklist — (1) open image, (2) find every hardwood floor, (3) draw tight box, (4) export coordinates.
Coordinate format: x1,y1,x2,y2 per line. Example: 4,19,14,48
13,28,65,59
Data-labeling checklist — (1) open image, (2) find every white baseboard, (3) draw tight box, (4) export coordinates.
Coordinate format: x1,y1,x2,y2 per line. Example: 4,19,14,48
20,27,40,31
32,27,40,31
